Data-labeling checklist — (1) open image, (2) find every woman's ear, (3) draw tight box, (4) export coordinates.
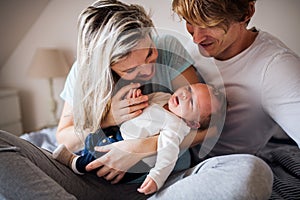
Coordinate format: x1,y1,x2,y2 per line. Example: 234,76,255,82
186,120,200,129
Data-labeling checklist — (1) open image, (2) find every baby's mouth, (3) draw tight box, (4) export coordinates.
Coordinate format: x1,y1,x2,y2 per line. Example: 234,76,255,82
175,96,179,106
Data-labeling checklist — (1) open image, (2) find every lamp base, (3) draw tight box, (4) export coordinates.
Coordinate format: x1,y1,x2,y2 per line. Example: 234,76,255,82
48,78,58,126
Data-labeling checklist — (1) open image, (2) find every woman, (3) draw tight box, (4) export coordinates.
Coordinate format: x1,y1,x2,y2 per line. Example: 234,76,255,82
0,0,272,199
56,0,199,152
56,0,200,184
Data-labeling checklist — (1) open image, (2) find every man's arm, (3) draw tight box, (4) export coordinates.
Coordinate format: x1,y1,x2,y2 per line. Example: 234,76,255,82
262,53,300,147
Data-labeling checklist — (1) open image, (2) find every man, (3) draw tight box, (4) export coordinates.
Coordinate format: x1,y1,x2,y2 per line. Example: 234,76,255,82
172,0,300,156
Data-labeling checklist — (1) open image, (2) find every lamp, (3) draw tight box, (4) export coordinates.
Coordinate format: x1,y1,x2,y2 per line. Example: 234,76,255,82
28,48,69,126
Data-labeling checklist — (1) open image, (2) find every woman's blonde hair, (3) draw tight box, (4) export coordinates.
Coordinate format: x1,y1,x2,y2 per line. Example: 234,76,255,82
74,0,154,135
172,0,256,31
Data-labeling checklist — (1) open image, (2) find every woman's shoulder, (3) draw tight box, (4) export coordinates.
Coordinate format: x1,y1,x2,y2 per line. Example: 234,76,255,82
154,34,181,48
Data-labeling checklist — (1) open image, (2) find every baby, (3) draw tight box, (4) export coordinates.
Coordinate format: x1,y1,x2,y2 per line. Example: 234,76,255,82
53,83,225,195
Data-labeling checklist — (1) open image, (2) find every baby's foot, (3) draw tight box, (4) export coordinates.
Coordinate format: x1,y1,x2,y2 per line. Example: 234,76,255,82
53,144,75,167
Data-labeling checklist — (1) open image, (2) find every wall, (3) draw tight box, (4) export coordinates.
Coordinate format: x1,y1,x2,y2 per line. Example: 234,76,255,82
0,0,50,67
0,0,94,131
0,0,299,132
250,0,300,54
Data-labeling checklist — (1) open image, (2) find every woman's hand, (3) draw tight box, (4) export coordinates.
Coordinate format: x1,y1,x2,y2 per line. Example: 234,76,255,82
86,137,157,184
101,83,149,128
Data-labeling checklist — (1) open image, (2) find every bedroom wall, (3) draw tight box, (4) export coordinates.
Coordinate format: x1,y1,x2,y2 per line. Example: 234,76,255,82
0,0,299,132
0,0,95,132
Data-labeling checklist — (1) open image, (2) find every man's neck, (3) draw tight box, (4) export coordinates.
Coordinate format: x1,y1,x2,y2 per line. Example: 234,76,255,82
234,28,258,57
216,27,258,61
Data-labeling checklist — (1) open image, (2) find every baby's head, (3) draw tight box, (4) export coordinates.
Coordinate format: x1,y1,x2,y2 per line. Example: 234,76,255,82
168,83,225,129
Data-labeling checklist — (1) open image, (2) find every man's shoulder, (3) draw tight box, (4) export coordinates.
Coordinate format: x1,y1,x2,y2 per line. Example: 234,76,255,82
255,31,296,55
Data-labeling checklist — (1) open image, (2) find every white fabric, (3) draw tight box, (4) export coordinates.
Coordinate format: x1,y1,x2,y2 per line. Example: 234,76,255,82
120,92,191,190
188,30,300,156
60,61,78,106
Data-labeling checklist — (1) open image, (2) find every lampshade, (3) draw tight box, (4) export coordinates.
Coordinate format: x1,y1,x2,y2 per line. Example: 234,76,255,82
28,48,69,78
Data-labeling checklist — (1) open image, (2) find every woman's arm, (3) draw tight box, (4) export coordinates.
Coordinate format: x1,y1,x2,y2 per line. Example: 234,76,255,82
56,102,87,152
171,66,200,90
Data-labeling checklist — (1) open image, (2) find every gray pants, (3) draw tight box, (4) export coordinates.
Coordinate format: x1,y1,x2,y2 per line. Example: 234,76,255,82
0,131,273,200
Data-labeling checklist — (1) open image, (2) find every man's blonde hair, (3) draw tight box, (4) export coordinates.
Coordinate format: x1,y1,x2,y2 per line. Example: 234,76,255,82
172,0,256,31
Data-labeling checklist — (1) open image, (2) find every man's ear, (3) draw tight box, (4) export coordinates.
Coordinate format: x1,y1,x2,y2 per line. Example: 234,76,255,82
186,120,200,129
244,1,255,23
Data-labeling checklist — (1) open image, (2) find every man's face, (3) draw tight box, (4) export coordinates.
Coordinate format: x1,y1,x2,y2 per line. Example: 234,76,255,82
185,21,243,60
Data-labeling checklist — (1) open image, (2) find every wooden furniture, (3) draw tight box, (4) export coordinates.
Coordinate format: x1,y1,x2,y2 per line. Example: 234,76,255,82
0,89,23,136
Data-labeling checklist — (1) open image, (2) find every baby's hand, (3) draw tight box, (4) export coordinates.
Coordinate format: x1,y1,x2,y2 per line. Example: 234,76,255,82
137,176,158,195
125,84,142,99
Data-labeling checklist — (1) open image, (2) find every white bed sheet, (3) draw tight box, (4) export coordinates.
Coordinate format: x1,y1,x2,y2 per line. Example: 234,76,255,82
20,127,58,152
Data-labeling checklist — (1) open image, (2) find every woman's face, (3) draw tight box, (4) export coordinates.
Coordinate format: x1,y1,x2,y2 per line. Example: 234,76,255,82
111,35,158,81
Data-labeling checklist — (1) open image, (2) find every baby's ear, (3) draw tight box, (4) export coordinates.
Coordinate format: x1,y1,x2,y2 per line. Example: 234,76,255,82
186,120,200,129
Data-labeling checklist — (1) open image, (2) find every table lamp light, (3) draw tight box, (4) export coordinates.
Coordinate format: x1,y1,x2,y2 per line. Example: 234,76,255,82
28,48,69,126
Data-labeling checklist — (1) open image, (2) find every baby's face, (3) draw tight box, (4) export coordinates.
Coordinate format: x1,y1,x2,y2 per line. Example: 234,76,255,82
168,83,213,123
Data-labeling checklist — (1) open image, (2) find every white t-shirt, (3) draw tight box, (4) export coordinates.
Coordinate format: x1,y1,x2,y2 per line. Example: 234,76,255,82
120,92,190,190
187,30,300,156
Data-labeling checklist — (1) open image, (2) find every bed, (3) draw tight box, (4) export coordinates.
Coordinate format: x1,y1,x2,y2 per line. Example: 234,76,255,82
20,128,300,200
20,126,58,152
257,139,300,200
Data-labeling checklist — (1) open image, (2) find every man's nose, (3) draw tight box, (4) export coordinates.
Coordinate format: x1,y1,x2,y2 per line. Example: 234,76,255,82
187,22,208,43
192,27,207,44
